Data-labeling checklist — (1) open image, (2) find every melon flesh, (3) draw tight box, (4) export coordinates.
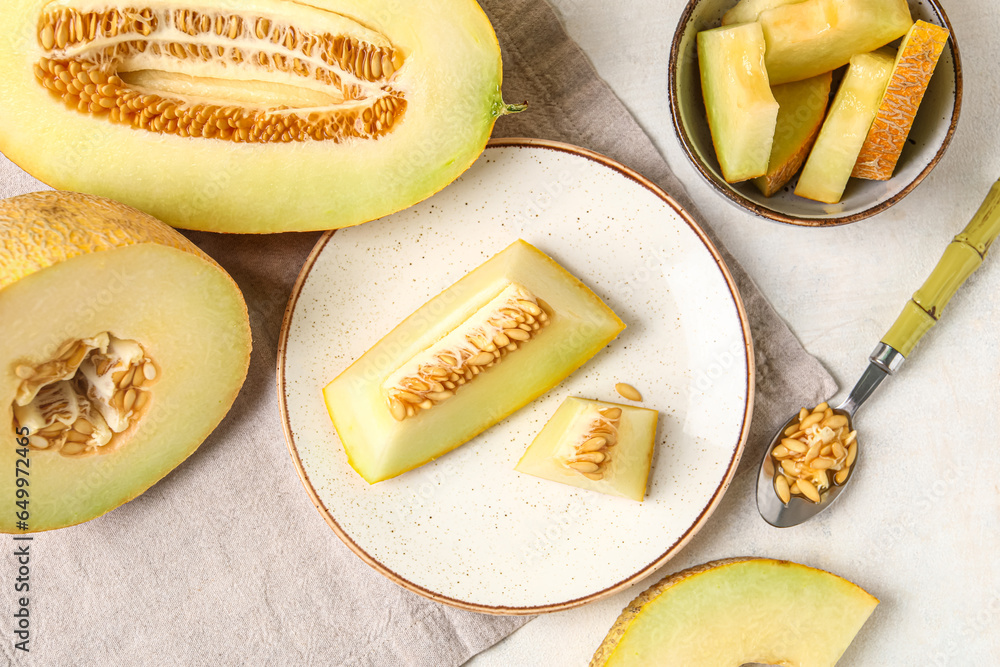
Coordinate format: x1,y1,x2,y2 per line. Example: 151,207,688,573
515,397,658,502
760,0,913,85
796,51,895,204
0,0,517,233
323,240,625,484
854,21,951,181
0,192,251,532
722,0,803,26
754,72,832,197
591,558,879,667
698,22,780,183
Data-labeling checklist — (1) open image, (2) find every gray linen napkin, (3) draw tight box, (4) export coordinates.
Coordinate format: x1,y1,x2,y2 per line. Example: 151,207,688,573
0,1,835,665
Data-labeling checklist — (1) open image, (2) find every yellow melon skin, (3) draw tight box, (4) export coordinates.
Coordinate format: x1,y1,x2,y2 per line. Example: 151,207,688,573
0,191,252,532
853,21,951,181
591,558,879,667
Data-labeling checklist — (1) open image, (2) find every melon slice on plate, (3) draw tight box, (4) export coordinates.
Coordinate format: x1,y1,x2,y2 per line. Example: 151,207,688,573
754,72,833,197
591,558,879,667
721,0,803,26
323,240,625,484
0,191,251,532
514,397,658,502
697,22,780,183
0,0,522,232
853,21,951,181
760,0,912,85
795,51,895,204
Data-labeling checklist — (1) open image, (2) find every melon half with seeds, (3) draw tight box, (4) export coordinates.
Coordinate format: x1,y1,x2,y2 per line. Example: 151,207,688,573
515,397,658,502
323,241,625,484
0,191,251,532
0,0,521,233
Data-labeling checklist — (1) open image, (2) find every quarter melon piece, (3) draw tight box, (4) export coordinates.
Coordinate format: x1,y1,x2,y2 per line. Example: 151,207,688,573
514,397,658,502
796,51,895,204
591,558,879,667
698,22,780,183
0,0,522,233
853,21,951,181
323,240,625,484
0,191,251,532
760,0,913,85
721,0,803,26
754,72,832,197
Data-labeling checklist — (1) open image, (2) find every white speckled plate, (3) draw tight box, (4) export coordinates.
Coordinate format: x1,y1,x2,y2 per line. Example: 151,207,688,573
277,139,754,614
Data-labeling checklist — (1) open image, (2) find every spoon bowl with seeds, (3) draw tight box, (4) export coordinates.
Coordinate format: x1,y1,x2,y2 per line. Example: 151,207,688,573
758,178,1000,527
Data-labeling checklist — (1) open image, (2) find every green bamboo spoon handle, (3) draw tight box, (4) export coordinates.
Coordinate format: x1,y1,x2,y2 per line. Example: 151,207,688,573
882,178,1000,357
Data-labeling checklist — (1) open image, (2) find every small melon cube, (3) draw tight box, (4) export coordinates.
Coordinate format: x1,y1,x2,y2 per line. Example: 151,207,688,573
761,0,913,85
795,51,895,204
853,21,951,181
697,22,780,183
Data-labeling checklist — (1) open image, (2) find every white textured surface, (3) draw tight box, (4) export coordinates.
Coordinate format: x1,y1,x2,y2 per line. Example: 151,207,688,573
473,0,1000,665
283,144,750,609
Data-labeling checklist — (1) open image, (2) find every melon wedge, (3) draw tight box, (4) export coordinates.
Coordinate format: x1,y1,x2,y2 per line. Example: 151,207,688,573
698,22,780,183
754,72,832,197
854,21,951,181
514,397,658,502
0,191,251,532
722,0,803,26
323,241,625,484
591,558,879,667
760,0,913,85
796,51,895,204
0,0,521,233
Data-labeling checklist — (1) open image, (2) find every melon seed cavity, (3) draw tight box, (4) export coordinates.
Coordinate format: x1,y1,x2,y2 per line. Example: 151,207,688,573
561,406,622,481
33,2,407,143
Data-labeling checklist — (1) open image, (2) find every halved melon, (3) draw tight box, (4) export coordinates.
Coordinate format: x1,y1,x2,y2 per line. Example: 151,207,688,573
754,72,832,197
853,21,951,181
698,22,780,183
796,51,895,204
0,0,521,233
0,191,251,532
721,0,802,26
591,558,879,666
514,397,657,502
760,0,913,85
324,241,625,484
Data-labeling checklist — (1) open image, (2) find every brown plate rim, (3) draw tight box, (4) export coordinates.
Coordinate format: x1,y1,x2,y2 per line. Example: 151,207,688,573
668,0,964,228
276,137,756,615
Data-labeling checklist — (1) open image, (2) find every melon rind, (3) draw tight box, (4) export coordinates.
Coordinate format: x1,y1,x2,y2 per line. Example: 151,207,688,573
323,240,626,484
853,21,951,181
591,558,879,667
0,192,251,532
0,0,510,233
514,397,658,502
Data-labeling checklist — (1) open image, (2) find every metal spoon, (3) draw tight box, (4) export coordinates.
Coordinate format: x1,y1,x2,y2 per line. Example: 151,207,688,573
757,179,1000,527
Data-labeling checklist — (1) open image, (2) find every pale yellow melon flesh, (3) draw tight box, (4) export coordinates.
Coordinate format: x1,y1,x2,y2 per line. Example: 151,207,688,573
591,558,879,667
698,22,779,183
324,240,625,484
0,191,251,532
754,72,832,197
514,397,658,502
722,0,803,26
760,0,913,85
853,21,951,181
796,51,895,204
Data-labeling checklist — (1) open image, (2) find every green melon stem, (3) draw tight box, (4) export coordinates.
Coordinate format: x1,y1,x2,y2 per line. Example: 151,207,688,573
495,99,528,117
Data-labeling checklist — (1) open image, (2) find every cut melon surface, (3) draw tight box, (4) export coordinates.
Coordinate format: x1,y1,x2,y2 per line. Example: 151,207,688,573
514,397,658,502
591,558,879,667
795,51,895,204
323,240,625,484
721,0,802,26
697,22,779,183
0,0,518,232
754,72,832,197
760,0,913,85
0,191,251,532
853,21,951,181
